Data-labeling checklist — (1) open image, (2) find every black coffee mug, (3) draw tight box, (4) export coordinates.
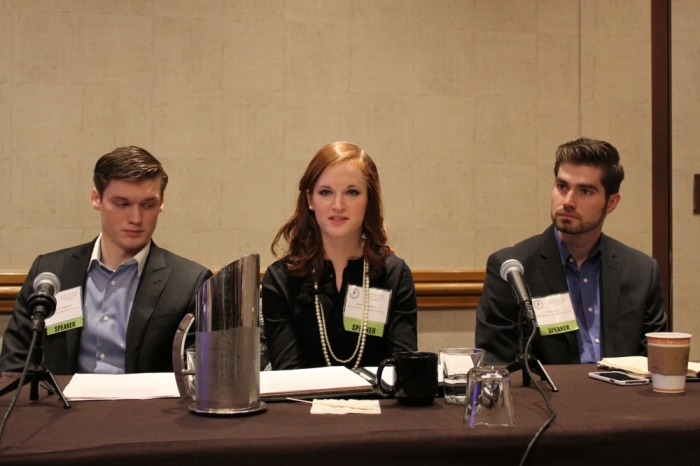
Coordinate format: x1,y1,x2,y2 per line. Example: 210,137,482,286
376,351,438,406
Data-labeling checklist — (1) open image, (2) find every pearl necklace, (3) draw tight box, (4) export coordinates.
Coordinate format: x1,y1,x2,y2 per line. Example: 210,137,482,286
315,253,370,371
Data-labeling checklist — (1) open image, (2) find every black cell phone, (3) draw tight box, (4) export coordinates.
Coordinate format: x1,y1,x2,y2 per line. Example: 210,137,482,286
588,371,650,386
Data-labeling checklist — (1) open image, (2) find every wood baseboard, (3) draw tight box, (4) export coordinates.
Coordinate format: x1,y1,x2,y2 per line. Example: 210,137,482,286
0,270,485,313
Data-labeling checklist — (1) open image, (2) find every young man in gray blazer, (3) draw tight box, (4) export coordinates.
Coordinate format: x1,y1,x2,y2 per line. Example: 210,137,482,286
0,146,212,375
475,138,666,365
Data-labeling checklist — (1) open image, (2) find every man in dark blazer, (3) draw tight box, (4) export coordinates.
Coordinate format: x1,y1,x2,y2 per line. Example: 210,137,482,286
476,138,666,365
0,147,212,375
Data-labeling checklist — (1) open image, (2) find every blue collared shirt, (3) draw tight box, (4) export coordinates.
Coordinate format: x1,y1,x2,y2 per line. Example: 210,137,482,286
77,235,150,374
554,228,602,364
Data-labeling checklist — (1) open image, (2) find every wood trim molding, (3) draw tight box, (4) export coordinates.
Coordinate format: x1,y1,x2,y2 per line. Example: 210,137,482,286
0,270,485,314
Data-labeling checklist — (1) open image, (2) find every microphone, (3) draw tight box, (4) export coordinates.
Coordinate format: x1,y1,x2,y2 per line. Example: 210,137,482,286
27,273,61,329
499,259,537,324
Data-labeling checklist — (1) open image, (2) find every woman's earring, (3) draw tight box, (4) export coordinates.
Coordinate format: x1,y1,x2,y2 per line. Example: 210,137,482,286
308,205,313,211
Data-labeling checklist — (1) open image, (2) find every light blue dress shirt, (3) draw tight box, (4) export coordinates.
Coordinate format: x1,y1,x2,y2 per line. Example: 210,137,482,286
77,236,150,374
554,228,602,364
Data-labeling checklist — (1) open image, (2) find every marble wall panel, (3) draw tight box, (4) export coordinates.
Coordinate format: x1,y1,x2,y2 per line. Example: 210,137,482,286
220,160,286,232
0,157,9,229
154,16,222,89
352,0,412,27
584,0,650,39
412,160,473,232
672,0,700,42
83,85,154,152
285,0,352,23
592,36,650,103
475,95,536,165
12,8,82,85
283,93,352,161
223,90,284,161
474,30,536,96
472,164,538,231
580,100,651,169
10,154,86,230
417,309,476,354
222,20,285,90
379,162,414,233
350,26,413,95
536,0,579,35
11,0,83,13
224,0,284,22
154,0,223,18
475,0,536,33
535,101,579,166
0,12,10,84
348,94,413,164
414,27,474,96
598,167,652,255
537,33,578,102
11,83,83,155
83,0,153,16
152,88,223,160
412,0,475,29
157,156,221,235
285,22,351,93
413,95,476,163
82,13,153,84
0,84,8,156
671,41,700,153
411,230,476,269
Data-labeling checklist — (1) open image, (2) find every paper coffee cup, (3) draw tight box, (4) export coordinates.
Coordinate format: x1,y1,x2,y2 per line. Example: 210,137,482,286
646,332,692,393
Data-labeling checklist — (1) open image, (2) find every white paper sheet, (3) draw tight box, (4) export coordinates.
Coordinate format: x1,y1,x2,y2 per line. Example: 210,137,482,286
63,373,180,401
260,366,372,397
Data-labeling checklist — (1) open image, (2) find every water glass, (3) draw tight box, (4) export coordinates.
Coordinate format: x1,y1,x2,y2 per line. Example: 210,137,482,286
463,367,515,427
439,348,485,404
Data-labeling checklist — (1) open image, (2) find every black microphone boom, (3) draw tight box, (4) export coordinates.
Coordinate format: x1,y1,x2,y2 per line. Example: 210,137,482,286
499,259,537,324
27,272,61,331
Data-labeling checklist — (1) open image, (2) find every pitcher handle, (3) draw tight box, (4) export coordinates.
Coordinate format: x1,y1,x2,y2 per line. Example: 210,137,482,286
172,313,195,399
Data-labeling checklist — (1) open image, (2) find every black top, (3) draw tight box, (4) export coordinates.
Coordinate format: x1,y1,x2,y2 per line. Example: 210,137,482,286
262,253,418,370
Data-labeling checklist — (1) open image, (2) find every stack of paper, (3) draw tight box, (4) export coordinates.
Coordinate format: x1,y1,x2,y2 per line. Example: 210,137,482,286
598,356,700,377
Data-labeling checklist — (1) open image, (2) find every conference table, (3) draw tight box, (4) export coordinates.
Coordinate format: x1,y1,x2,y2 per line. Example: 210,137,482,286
0,364,698,465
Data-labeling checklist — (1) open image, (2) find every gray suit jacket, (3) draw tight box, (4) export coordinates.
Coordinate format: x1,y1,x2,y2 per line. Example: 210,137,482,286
0,239,212,374
475,226,667,365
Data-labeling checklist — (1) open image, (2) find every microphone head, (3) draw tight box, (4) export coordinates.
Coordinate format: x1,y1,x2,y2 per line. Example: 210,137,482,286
500,259,524,281
33,272,61,294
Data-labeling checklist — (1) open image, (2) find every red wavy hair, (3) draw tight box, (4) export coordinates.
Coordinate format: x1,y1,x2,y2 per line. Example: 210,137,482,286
271,142,393,283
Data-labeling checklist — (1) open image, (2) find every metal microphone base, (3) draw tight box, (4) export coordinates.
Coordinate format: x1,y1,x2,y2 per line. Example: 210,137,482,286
506,355,558,392
0,364,71,409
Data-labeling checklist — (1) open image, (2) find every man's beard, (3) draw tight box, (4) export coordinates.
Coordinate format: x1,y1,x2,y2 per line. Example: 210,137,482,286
551,206,606,235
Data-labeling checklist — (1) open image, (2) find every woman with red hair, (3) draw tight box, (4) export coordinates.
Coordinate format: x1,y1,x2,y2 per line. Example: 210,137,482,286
262,142,417,370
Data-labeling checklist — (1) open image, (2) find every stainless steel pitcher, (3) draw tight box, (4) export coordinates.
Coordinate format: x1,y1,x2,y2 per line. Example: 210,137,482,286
172,254,266,415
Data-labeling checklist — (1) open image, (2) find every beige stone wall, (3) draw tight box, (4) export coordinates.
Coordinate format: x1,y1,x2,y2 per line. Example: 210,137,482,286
672,0,700,359
0,0,655,354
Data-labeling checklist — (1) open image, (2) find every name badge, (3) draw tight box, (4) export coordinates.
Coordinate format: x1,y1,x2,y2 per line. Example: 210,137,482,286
44,286,84,335
532,292,579,336
343,285,392,337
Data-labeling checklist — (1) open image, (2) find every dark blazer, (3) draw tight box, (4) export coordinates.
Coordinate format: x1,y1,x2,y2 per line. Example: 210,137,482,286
475,226,667,365
0,239,212,375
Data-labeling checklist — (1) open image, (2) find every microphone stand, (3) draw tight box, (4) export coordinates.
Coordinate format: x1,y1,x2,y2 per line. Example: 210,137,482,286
506,301,558,392
0,295,70,408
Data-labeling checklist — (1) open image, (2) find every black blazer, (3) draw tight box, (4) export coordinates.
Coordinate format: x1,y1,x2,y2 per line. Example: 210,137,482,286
475,227,667,365
0,239,212,375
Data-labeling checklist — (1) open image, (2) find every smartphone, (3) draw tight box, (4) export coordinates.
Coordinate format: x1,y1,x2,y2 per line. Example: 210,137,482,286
588,371,650,386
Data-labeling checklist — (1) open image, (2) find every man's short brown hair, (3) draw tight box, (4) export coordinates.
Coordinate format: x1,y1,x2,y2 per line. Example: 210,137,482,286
554,138,625,198
93,146,168,198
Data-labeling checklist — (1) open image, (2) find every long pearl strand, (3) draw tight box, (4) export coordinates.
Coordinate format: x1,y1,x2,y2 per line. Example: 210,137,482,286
315,251,370,371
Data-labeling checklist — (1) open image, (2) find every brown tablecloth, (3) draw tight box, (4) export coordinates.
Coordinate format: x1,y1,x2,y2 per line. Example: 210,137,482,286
0,365,698,465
